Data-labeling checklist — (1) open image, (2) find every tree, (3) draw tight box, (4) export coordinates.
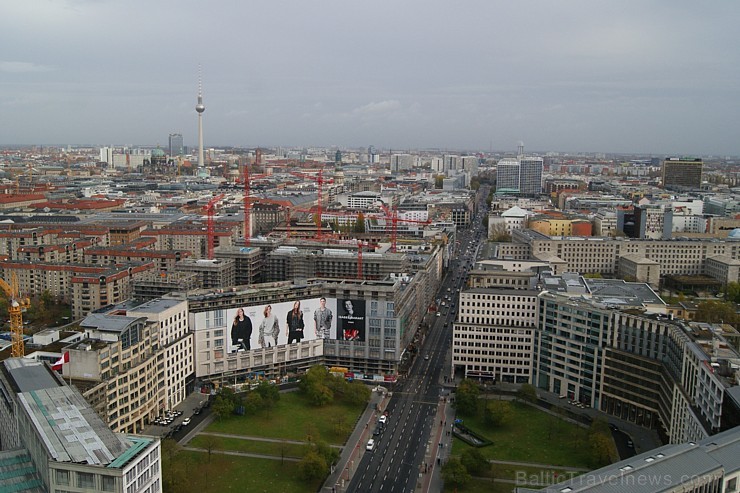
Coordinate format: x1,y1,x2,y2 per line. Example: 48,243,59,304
307,383,334,406
212,396,234,420
354,212,366,233
454,379,480,417
489,223,510,242
243,391,263,415
483,400,513,428
315,440,340,466
345,380,371,405
161,438,182,491
588,433,612,467
300,365,335,406
255,380,280,407
211,387,239,419
460,448,490,475
330,411,351,438
724,282,740,303
695,300,738,324
298,450,328,481
517,384,538,403
441,457,471,487
200,434,221,464
589,416,610,437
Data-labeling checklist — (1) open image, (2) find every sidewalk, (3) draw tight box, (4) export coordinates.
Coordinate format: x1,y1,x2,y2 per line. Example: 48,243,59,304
321,388,390,493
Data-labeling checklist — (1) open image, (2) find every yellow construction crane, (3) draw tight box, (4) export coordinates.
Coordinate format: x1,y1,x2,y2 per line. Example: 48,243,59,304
0,273,31,357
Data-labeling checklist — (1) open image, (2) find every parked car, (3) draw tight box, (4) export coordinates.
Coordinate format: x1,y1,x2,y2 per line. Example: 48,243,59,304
366,439,375,451
182,417,191,426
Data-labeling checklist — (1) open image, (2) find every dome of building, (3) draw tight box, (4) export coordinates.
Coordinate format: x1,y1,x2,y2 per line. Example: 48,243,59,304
151,148,166,158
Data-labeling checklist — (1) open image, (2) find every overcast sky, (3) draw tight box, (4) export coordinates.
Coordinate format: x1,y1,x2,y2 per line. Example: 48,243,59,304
1,1,738,156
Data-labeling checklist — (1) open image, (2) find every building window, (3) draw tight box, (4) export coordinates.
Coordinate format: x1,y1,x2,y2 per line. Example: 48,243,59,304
77,472,95,489
56,469,70,486
101,475,116,491
205,309,225,329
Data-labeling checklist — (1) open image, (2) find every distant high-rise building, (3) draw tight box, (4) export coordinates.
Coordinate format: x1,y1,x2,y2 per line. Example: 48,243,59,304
662,157,703,190
495,156,543,196
496,158,520,193
168,133,183,156
519,156,544,195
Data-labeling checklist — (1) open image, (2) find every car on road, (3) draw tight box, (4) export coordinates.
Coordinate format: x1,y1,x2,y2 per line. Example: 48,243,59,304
424,354,429,360
366,439,375,451
182,417,191,426
378,415,387,425
373,425,383,436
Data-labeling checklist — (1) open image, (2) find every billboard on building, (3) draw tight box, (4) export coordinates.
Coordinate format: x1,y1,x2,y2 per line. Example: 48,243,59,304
225,297,339,353
337,299,366,342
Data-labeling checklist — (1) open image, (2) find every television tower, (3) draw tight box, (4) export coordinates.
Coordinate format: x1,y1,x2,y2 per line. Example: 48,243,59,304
196,71,206,176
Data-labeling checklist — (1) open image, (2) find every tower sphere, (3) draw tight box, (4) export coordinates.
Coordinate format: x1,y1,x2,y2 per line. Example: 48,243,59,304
196,103,205,113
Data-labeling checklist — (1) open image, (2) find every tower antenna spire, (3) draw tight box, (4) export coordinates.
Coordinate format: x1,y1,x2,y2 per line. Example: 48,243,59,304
195,65,207,177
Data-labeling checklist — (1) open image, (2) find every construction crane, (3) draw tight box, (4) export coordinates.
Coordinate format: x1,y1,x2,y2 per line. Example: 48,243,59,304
379,205,432,252
204,193,225,259
0,273,31,357
243,163,251,246
356,240,379,280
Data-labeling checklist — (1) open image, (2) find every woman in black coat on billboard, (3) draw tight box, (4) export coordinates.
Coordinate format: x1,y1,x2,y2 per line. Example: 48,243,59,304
286,301,305,344
231,308,252,351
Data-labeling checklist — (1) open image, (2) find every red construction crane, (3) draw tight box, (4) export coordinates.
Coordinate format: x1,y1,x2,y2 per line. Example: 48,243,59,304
287,167,334,240
204,193,225,259
379,205,431,252
243,164,251,246
356,240,379,280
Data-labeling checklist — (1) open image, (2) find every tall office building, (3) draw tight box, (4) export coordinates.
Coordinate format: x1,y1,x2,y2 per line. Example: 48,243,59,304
168,133,183,156
662,157,703,190
495,156,543,196
519,156,544,195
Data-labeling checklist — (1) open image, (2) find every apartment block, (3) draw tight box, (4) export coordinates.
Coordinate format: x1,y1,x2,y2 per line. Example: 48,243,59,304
84,245,191,272
71,264,156,318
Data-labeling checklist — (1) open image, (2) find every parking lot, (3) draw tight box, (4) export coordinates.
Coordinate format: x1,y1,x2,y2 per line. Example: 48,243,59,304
142,391,212,440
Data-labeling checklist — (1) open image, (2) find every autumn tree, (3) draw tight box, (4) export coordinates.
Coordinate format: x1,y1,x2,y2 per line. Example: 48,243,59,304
517,383,538,403
695,300,738,324
454,379,480,417
483,400,513,428
441,457,471,487
460,448,490,475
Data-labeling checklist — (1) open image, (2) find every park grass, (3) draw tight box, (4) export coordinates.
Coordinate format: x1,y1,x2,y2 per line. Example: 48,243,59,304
451,401,593,468
204,391,364,445
444,477,513,493
189,435,310,458
172,451,323,493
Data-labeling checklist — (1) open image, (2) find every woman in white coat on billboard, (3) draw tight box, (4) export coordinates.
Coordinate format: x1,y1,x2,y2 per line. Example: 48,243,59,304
258,304,280,347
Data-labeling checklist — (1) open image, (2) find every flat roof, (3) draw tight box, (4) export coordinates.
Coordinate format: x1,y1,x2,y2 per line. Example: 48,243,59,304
3,358,61,393
13,383,131,466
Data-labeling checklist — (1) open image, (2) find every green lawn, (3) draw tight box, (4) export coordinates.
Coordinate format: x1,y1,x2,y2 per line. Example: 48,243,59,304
451,401,593,468
189,434,309,458
170,451,323,493
204,391,364,445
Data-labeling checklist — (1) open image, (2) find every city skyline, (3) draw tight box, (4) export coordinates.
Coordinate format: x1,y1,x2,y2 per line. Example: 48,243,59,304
1,1,739,156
